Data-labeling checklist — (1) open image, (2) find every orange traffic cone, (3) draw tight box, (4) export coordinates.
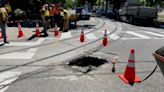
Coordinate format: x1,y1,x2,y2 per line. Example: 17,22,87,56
80,29,85,42
54,24,60,37
17,22,24,38
35,21,41,37
0,31,2,39
119,49,141,85
102,30,108,46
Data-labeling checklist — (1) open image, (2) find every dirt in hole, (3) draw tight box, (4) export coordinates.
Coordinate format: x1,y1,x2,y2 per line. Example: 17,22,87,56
68,56,108,73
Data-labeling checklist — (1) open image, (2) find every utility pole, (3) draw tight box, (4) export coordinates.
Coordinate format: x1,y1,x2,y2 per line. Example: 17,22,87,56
99,0,101,8
105,0,108,16
102,0,105,10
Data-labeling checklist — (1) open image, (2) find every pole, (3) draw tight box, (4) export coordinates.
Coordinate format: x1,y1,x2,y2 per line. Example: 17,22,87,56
105,0,108,16
99,0,101,8
102,0,105,10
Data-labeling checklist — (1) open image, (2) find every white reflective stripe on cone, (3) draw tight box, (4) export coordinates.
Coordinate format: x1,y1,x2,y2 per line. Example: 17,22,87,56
129,53,135,61
127,62,135,67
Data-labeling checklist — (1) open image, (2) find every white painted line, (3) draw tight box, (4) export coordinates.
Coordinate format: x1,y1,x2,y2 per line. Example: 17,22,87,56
44,38,55,40
0,48,37,59
83,30,90,34
101,30,111,34
5,38,45,46
143,31,164,37
90,17,95,22
121,38,164,40
158,32,164,33
27,48,38,53
0,86,9,92
35,38,45,44
109,34,120,40
86,33,97,40
0,72,21,92
60,32,72,40
126,31,150,39
117,23,123,33
121,38,143,40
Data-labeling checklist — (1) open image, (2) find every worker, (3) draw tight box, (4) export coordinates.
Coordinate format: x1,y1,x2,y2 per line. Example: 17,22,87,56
63,10,69,32
54,4,60,27
49,4,55,28
0,4,9,44
40,4,50,37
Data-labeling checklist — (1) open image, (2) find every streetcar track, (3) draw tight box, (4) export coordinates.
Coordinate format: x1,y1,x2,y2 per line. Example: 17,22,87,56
0,17,105,55
0,18,118,89
0,18,117,73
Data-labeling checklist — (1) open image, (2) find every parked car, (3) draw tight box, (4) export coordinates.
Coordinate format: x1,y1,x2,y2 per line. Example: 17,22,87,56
76,7,91,20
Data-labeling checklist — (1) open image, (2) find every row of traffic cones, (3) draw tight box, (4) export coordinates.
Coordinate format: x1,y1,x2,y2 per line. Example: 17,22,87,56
14,21,40,38
17,22,60,38
79,29,109,46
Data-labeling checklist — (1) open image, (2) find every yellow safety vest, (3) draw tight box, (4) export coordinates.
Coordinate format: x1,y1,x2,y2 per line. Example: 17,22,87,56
5,4,12,13
44,10,50,17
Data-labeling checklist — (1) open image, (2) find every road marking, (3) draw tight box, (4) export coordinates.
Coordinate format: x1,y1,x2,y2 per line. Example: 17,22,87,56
86,33,97,40
0,48,37,59
4,38,45,46
126,31,150,39
143,31,164,37
121,38,143,40
101,30,111,34
0,72,21,92
44,38,55,40
109,34,120,40
60,32,72,40
121,38,164,40
90,17,95,22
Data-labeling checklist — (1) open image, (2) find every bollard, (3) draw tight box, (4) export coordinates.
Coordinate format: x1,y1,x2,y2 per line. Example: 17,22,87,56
112,56,117,73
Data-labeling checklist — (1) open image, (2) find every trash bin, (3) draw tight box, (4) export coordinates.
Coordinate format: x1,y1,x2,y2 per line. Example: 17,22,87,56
154,46,164,76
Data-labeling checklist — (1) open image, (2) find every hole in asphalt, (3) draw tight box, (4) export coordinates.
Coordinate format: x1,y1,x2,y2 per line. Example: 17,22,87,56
68,56,108,73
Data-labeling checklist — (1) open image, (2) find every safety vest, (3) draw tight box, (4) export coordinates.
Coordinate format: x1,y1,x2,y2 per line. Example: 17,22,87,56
63,9,69,20
0,8,8,24
44,10,50,17
5,4,12,13
50,8,55,16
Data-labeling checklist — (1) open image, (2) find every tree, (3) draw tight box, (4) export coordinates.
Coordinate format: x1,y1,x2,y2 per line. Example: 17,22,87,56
140,0,163,7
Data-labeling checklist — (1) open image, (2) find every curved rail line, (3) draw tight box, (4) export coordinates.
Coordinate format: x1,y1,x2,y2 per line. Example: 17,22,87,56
0,18,125,89
0,18,119,88
0,17,105,55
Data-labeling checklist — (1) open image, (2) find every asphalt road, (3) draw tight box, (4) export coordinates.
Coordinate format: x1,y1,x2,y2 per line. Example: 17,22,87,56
0,17,164,92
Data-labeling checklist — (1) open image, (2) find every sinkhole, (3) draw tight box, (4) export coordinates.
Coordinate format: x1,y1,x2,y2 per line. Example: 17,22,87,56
68,56,108,73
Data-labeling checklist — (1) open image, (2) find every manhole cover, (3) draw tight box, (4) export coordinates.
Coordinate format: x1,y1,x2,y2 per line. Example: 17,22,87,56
68,56,108,73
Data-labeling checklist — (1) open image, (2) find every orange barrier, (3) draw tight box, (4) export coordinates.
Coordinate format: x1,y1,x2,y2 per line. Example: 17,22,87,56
35,21,41,37
102,30,108,46
119,49,141,85
17,22,24,38
80,29,85,42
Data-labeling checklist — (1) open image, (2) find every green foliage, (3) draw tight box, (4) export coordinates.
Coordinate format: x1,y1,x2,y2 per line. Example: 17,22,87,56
140,0,163,6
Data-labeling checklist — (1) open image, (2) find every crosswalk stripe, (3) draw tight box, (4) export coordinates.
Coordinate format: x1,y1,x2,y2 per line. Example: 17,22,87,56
0,72,21,92
86,33,97,40
126,31,150,39
121,38,164,40
101,30,111,34
90,17,95,22
121,38,144,40
109,34,120,40
60,32,72,40
143,31,164,37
